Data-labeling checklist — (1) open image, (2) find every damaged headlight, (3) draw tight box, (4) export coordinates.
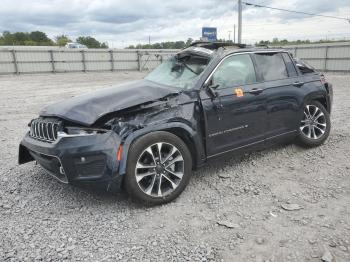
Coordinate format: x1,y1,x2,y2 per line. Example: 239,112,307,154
61,127,107,137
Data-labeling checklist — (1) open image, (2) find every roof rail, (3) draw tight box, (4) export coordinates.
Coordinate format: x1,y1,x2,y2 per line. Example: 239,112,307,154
190,41,247,50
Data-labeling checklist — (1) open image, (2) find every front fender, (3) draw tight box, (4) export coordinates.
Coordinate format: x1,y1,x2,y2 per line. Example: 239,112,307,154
118,122,203,175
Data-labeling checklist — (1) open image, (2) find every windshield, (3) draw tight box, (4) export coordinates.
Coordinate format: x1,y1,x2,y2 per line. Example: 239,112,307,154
145,55,209,90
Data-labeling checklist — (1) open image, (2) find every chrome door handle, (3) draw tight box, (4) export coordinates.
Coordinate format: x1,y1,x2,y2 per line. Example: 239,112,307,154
249,88,263,95
293,81,304,87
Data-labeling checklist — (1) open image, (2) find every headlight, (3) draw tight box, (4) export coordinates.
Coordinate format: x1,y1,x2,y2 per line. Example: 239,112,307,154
61,127,107,137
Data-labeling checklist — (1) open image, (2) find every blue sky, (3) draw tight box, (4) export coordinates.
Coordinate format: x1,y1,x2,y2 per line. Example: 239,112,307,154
0,0,349,47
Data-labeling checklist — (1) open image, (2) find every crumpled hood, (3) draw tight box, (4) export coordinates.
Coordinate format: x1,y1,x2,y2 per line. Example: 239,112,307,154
40,79,178,126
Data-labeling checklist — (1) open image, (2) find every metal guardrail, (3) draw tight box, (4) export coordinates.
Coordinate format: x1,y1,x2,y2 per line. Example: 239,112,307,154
282,43,350,73
0,43,350,75
0,48,178,75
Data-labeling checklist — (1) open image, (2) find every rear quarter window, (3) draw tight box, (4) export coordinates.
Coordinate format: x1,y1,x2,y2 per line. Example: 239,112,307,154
254,53,288,81
295,59,316,74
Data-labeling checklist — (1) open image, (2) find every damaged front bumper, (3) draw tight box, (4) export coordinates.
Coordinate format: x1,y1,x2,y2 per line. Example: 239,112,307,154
18,130,123,191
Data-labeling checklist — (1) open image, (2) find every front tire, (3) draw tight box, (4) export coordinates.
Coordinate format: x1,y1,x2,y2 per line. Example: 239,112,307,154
296,101,331,147
124,131,192,205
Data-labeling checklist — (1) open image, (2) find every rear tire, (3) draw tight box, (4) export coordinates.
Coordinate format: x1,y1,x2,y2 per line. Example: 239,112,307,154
124,131,192,205
296,101,331,147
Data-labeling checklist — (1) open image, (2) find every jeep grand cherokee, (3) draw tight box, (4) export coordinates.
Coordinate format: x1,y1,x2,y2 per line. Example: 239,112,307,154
19,42,333,205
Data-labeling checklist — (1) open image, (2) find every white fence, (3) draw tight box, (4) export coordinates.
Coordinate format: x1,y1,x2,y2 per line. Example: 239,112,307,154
0,48,177,75
283,42,350,73
0,43,350,75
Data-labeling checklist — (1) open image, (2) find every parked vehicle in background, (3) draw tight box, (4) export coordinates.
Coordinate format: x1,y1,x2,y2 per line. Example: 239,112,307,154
65,42,88,49
19,42,333,205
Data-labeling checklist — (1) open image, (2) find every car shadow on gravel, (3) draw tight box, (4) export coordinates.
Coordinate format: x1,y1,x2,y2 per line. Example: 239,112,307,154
30,168,132,206
195,142,296,172
27,141,312,209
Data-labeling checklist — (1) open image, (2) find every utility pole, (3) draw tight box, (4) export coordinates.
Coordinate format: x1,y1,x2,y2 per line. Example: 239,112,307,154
228,30,232,41
234,24,236,43
238,0,242,43
148,35,151,45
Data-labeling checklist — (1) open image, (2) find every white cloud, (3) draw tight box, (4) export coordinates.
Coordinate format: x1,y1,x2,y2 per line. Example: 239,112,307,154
0,0,349,47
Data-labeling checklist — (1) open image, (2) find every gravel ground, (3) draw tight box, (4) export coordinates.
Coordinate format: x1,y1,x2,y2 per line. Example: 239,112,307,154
0,72,349,262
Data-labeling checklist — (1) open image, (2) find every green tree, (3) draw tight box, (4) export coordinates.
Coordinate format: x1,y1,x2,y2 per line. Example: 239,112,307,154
185,38,194,47
24,40,36,46
173,41,186,49
29,31,53,45
55,35,71,46
13,32,29,44
76,36,108,48
100,42,108,48
1,31,16,45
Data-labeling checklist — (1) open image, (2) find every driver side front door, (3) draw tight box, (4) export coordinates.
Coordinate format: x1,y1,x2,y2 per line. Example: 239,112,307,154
200,53,267,157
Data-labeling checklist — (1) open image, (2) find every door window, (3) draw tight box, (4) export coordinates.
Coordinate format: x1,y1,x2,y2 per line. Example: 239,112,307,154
281,53,298,77
254,53,288,81
212,54,257,89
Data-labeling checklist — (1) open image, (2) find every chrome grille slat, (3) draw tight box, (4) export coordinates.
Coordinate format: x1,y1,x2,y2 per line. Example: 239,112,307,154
47,122,52,140
34,121,38,138
40,123,44,139
29,119,60,143
52,124,57,140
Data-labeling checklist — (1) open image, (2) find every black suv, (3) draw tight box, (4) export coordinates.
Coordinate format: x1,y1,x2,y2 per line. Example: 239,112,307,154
19,42,333,205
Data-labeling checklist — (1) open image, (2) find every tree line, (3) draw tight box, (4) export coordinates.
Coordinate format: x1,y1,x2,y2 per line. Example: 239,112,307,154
126,38,195,49
0,31,108,48
256,37,349,46
1,31,347,49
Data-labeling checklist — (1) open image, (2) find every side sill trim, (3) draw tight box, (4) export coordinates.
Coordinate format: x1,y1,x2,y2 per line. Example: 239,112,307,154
207,130,297,159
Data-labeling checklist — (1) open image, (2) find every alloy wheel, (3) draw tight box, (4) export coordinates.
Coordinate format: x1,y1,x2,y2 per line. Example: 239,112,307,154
300,105,327,140
135,142,184,197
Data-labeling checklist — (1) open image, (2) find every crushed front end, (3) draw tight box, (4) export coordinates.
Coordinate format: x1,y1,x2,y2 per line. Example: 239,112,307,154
18,117,123,191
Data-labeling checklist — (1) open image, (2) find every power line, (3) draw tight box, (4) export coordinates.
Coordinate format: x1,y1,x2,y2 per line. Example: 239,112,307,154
243,2,350,22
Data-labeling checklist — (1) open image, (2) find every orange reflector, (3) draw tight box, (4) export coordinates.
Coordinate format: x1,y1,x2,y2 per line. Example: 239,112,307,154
235,88,244,97
117,144,123,161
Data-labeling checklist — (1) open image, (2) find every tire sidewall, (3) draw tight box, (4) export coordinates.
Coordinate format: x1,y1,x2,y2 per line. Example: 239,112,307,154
124,131,192,205
297,101,331,147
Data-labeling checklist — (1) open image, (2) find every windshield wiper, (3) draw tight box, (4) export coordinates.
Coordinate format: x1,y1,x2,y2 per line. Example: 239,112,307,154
182,62,199,75
172,57,200,76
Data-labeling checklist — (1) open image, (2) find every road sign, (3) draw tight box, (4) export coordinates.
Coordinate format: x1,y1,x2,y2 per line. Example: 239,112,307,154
202,27,217,42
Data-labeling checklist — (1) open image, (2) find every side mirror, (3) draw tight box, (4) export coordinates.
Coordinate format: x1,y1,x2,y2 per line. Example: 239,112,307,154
205,80,219,99
207,85,219,98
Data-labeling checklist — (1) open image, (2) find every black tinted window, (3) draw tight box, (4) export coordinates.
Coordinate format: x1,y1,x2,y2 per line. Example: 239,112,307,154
212,54,256,89
254,53,288,81
295,59,316,74
282,53,298,77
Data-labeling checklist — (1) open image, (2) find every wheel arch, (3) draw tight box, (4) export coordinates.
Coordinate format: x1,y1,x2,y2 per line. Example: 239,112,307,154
312,96,329,112
304,93,330,113
118,122,204,175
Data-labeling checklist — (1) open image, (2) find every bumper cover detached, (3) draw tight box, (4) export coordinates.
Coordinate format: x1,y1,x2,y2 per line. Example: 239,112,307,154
18,131,123,191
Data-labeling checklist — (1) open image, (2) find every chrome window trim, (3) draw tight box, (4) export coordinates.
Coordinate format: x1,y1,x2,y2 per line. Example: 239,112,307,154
204,50,290,86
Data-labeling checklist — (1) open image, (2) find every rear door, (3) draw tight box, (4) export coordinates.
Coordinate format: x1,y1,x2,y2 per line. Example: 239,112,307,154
252,52,303,138
200,53,267,157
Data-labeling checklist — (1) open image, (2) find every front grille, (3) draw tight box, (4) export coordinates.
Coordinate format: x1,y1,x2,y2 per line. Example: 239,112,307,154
29,118,60,143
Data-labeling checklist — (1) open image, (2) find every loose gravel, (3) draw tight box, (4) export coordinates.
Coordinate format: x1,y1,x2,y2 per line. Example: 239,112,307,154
0,72,349,261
